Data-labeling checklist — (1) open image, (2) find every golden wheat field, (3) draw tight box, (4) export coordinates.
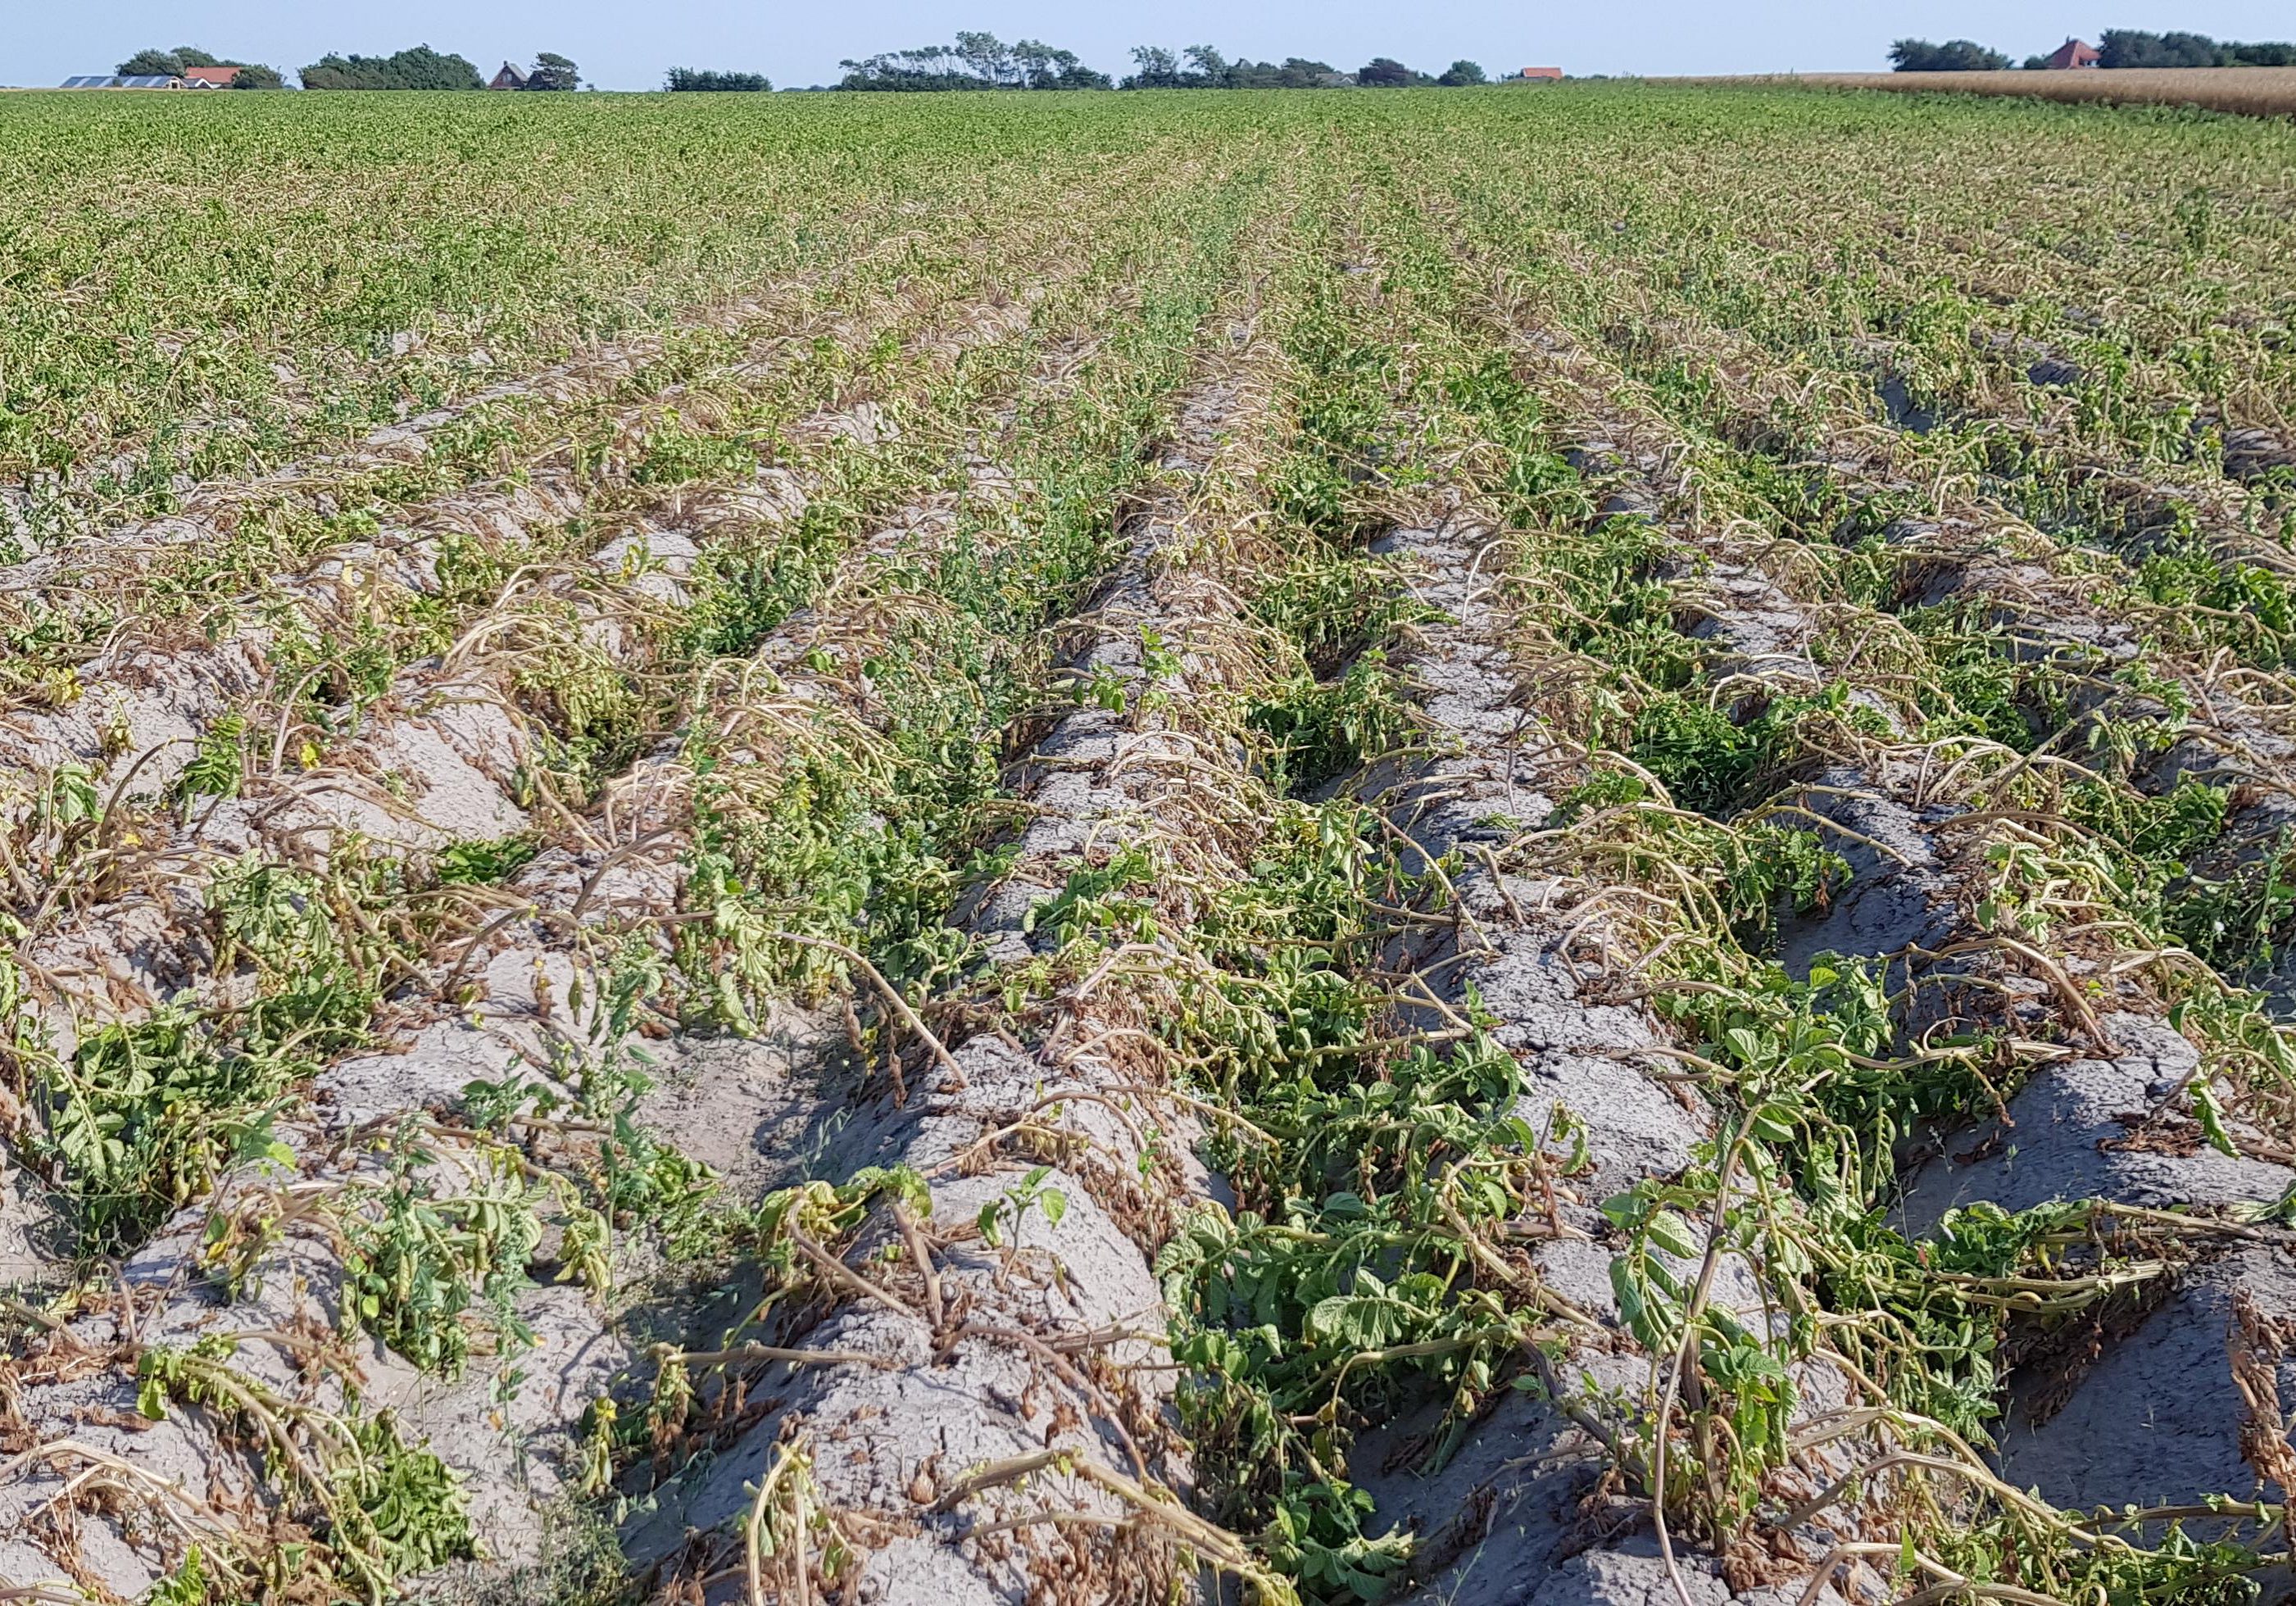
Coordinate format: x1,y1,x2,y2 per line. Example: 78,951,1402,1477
1708,65,2296,118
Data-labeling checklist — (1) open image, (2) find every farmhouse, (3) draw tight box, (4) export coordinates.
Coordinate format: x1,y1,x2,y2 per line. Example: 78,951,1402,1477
1518,66,1564,79
178,65,242,86
488,62,529,89
2040,39,2102,69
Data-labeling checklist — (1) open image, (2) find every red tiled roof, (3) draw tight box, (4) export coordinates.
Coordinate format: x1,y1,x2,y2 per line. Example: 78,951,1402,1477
2042,39,2100,69
179,65,240,84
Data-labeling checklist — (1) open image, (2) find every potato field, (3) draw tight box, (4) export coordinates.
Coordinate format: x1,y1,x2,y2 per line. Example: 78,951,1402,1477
2,79,2296,1606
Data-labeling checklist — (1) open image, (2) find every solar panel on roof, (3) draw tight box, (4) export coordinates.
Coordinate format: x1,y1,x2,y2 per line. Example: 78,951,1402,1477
120,75,177,87
61,75,117,88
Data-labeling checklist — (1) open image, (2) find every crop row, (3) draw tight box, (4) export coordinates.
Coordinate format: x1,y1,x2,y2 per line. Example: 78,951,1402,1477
0,138,1275,1601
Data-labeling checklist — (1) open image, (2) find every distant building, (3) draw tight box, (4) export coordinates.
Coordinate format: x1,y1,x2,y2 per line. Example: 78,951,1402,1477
179,65,241,87
2040,39,2101,69
59,74,191,88
488,62,529,89
1518,66,1564,79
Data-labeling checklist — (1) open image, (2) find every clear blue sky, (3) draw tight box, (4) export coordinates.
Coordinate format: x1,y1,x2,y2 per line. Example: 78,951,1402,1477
13,1,2296,90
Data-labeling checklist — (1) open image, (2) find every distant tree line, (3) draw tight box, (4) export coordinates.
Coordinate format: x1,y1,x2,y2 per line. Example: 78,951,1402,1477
838,34,1111,90
821,34,1492,92
666,68,773,92
1124,48,1486,88
115,45,283,88
112,32,1510,95
1891,29,2294,71
1887,39,2009,71
297,45,483,89
288,46,578,89
1123,48,1341,88
2093,29,2296,67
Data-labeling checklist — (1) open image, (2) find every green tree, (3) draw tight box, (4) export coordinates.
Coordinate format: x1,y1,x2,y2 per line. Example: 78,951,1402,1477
1126,45,1182,87
526,52,579,90
2089,29,2290,66
2099,29,2221,67
1010,40,1107,88
1436,59,1487,84
1888,39,2009,70
840,48,973,90
1358,57,1417,86
117,46,222,75
298,45,483,90
1184,45,1230,84
229,65,285,90
1272,57,1341,87
954,30,1014,84
665,68,771,91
